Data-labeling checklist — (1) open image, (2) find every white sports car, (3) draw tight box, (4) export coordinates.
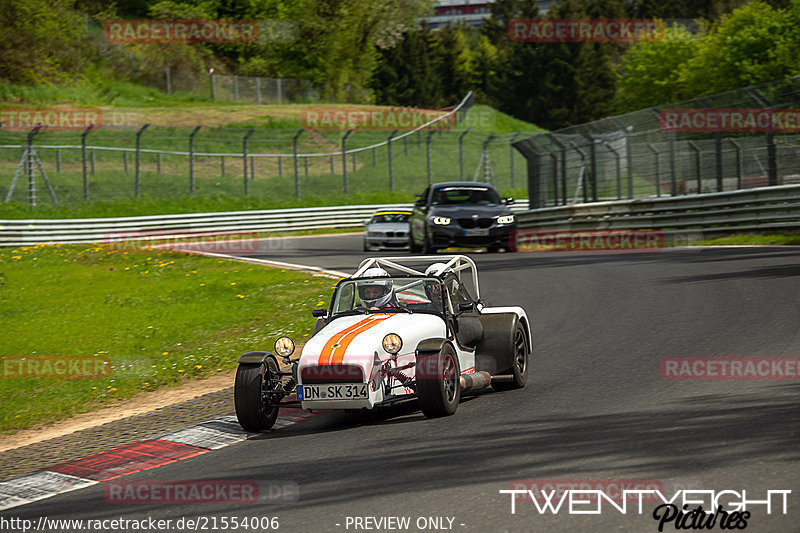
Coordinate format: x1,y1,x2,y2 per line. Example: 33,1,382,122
234,255,531,430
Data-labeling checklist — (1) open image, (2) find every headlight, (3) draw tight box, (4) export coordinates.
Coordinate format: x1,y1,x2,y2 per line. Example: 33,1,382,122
382,333,403,354
497,215,515,225
275,336,295,357
432,217,451,225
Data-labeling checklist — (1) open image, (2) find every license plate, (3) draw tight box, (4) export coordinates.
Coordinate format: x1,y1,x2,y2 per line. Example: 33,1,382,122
297,384,368,401
463,228,489,236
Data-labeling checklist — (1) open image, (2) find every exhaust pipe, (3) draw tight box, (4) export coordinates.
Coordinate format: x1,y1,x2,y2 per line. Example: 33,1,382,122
459,371,492,391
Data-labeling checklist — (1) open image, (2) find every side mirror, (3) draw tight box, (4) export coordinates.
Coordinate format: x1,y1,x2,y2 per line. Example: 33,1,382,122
503,197,515,205
363,219,371,225
415,193,423,197
414,197,426,207
458,302,474,312
312,308,327,318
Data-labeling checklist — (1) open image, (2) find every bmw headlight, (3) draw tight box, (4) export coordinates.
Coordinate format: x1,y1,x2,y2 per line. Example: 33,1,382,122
497,215,515,225
275,336,295,357
382,333,403,354
432,217,451,225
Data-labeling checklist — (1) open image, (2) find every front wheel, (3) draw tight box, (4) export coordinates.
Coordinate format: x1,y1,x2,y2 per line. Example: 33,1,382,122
422,231,436,254
417,343,460,417
234,357,280,431
492,322,529,391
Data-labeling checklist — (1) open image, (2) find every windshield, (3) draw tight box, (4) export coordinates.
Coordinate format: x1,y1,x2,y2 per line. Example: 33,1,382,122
431,186,501,206
369,212,410,224
331,276,445,315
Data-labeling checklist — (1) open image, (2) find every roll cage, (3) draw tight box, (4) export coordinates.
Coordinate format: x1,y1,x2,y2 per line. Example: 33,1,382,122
352,255,480,301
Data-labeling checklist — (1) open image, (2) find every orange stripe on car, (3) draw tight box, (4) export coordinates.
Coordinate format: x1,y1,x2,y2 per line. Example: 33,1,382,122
329,314,393,365
317,317,375,365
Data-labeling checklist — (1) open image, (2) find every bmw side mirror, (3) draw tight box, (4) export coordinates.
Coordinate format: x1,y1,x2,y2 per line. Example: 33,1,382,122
503,197,515,205
458,302,474,312
414,198,426,207
312,308,327,318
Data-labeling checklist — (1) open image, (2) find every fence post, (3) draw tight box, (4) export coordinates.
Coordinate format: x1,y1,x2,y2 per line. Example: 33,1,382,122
747,87,778,187
234,75,239,102
134,123,150,198
550,153,559,206
242,128,255,195
210,73,216,100
165,67,171,94
372,146,377,167
293,129,303,199
577,128,598,201
256,77,262,105
459,129,470,181
342,129,353,193
278,157,283,177
277,78,283,104
688,140,701,193
546,134,567,206
728,139,742,190
510,132,521,188
426,130,436,185
189,125,201,194
157,153,162,174
668,131,677,196
603,141,622,200
570,142,588,203
221,156,225,177
330,155,334,174
387,130,398,191
647,143,661,197
81,125,94,201
56,148,61,173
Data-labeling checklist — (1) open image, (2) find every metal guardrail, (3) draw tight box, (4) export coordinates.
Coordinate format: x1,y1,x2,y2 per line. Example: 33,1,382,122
516,185,800,236
0,200,530,246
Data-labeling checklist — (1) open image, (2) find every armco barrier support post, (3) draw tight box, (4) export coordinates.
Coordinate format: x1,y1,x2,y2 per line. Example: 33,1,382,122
242,128,255,196
387,130,398,191
81,125,94,201
342,129,353,193
134,124,150,198
459,129,470,181
510,132,521,188
189,125,201,194
293,129,303,199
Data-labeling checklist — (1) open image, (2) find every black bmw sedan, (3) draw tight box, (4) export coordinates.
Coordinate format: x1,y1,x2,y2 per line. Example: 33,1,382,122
409,182,517,253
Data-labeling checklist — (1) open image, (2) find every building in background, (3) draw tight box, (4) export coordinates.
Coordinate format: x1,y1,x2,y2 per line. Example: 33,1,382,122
422,0,556,29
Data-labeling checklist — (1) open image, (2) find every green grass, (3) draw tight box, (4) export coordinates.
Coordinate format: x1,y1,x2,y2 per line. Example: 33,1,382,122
690,233,800,246
0,242,336,433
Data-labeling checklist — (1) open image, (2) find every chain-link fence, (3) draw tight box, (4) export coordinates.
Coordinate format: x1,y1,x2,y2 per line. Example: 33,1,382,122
0,95,538,207
514,76,800,208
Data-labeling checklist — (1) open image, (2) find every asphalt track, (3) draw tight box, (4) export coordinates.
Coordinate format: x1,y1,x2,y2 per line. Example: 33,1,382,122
4,235,800,532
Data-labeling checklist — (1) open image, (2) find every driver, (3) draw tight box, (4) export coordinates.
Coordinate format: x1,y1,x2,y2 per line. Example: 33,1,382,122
357,268,399,310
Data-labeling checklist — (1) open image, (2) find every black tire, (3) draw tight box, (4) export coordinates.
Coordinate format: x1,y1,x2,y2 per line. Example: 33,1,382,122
363,239,368,252
491,322,529,391
234,358,280,431
417,343,460,417
487,245,502,253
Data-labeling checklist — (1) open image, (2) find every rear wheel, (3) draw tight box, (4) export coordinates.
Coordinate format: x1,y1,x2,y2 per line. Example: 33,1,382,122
491,322,528,391
417,343,460,417
234,357,280,431
409,234,421,254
